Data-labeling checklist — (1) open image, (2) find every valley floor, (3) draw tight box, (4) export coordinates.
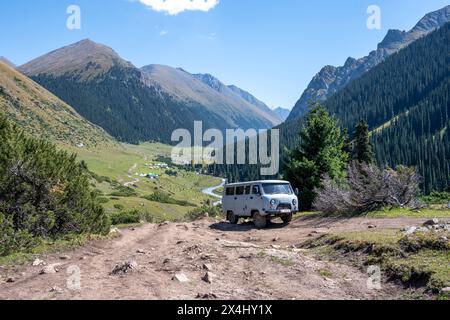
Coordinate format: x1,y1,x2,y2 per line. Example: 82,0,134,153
0,216,441,300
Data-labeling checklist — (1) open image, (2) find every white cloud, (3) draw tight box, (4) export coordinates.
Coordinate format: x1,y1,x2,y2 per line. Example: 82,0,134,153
139,0,219,15
160,30,169,36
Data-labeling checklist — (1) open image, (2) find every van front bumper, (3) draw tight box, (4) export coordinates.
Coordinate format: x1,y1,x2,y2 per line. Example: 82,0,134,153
264,209,297,216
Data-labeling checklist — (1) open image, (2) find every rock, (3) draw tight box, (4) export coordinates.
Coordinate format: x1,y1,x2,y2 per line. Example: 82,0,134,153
6,277,15,283
271,245,281,249
403,226,417,235
32,258,45,266
40,263,62,275
196,293,218,299
272,237,280,242
423,218,440,226
173,273,190,283
50,286,64,294
203,263,213,271
136,249,146,254
202,272,216,284
110,261,137,275
59,255,71,260
441,287,450,293
109,228,121,236
368,225,377,229
163,258,171,264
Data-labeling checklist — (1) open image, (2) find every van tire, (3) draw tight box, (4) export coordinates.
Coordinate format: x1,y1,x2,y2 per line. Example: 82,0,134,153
253,212,267,229
282,212,293,224
227,211,239,225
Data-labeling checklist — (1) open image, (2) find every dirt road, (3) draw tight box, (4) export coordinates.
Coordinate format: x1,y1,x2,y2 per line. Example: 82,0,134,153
0,216,427,300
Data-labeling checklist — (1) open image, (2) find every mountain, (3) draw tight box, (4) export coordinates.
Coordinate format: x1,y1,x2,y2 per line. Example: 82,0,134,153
286,5,450,121
141,65,281,127
273,107,290,121
0,57,15,69
20,40,280,144
0,60,114,147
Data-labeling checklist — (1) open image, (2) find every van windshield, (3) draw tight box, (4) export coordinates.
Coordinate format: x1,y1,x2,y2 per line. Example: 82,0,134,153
262,183,292,195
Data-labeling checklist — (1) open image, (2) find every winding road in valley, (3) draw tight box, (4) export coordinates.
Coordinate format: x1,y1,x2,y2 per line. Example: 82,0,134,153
202,179,226,206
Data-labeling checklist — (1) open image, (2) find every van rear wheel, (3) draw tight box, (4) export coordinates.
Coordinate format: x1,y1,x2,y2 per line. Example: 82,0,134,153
227,211,239,224
253,212,267,229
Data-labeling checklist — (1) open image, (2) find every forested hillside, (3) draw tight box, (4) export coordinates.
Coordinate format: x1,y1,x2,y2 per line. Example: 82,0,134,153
0,60,114,147
212,22,450,194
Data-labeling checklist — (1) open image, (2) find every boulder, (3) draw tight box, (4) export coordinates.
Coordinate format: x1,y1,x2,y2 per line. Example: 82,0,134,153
203,263,213,271
173,273,190,283
202,272,216,284
40,263,62,275
423,218,440,226
110,261,137,275
32,258,45,266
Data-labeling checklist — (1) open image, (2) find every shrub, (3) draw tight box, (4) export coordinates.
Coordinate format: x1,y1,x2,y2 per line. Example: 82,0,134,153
420,192,450,205
143,190,196,207
110,210,141,225
314,162,420,215
97,197,110,204
185,205,222,222
114,204,125,210
0,116,111,256
110,185,138,197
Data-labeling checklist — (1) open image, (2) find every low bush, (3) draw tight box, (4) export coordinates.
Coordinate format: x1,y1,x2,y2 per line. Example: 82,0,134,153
110,210,141,225
143,190,196,207
185,205,222,222
314,162,420,215
110,186,138,197
420,192,450,205
113,204,125,210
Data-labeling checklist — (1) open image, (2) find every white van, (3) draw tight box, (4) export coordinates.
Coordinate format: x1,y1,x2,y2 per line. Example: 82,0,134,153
222,180,299,228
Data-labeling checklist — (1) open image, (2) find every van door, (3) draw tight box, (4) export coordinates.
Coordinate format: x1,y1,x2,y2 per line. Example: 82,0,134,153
223,186,235,215
245,184,262,216
243,185,252,217
234,186,245,215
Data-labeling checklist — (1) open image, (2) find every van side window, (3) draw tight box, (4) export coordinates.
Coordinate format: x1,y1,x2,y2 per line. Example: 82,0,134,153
236,186,245,195
245,186,251,194
252,185,260,195
225,187,235,196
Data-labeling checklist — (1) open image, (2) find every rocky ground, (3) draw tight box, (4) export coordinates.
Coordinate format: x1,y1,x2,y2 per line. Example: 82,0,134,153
0,216,439,300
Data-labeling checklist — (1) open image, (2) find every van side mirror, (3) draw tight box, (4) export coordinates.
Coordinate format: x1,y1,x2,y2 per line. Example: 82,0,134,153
295,188,299,196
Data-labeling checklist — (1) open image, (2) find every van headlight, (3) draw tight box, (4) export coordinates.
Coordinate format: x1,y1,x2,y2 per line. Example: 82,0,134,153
292,199,297,206
270,199,277,206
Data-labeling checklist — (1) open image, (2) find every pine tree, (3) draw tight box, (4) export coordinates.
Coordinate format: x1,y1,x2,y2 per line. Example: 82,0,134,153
284,103,348,209
352,120,375,164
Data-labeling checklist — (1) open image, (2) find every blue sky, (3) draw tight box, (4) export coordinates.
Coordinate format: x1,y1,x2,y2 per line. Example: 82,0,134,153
0,0,448,109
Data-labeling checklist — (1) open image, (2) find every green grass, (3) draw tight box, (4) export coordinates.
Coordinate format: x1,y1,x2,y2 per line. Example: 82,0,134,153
62,142,222,222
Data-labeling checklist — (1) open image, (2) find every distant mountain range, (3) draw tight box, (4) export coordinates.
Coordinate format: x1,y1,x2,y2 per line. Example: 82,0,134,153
273,107,290,121
0,56,16,68
286,5,450,121
0,60,114,147
18,40,280,144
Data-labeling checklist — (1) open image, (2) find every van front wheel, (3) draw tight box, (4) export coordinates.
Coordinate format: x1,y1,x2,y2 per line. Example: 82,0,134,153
227,211,239,224
253,212,267,229
282,212,293,224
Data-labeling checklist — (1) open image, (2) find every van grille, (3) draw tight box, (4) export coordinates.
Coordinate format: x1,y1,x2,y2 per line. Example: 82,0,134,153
277,203,292,210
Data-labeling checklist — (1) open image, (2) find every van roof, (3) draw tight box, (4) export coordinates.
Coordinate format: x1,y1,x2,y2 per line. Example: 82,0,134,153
225,180,290,187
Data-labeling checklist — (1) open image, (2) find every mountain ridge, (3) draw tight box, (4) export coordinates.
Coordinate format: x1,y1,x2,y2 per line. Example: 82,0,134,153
286,5,450,121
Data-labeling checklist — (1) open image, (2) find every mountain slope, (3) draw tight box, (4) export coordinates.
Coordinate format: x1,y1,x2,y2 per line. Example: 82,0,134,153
287,5,450,121
20,40,280,144
0,60,114,147
273,107,290,121
141,65,281,127
324,22,450,193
